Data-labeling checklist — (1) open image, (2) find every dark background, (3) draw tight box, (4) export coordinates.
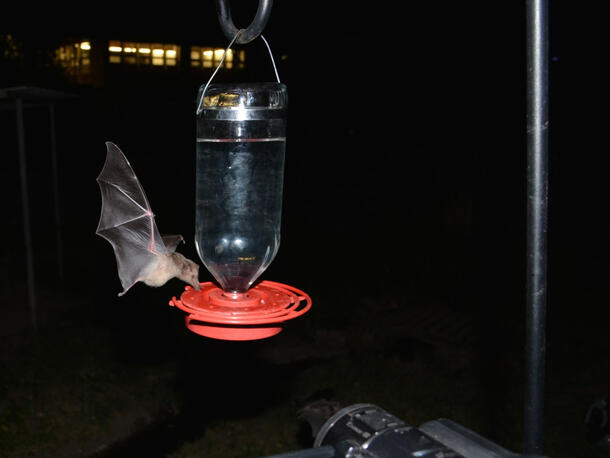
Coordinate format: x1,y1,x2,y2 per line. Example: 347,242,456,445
1,2,608,457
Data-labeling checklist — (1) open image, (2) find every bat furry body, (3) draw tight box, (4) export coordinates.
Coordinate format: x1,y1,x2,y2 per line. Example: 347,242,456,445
141,251,200,290
96,142,200,296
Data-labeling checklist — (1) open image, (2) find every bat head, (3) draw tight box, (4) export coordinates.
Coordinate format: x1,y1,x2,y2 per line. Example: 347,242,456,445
184,259,201,291
173,253,201,291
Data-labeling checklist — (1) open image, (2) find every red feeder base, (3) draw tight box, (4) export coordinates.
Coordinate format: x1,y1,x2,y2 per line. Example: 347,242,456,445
169,280,312,341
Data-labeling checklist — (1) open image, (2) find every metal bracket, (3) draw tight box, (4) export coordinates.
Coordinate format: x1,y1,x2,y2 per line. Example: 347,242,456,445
215,0,273,44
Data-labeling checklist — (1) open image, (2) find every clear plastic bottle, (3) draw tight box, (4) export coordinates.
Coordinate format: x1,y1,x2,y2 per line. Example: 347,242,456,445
195,83,288,294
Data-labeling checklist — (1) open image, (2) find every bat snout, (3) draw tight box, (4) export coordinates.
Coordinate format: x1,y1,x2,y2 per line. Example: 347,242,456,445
186,261,201,291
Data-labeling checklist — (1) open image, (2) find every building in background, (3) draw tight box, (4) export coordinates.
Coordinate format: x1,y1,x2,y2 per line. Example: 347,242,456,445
53,38,246,87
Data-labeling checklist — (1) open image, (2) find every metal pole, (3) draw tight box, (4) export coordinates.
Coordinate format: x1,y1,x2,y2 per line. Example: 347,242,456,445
16,97,38,330
49,103,64,280
524,0,549,454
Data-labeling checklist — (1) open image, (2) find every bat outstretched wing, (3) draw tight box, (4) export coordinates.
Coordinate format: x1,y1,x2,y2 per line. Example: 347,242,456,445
96,142,168,295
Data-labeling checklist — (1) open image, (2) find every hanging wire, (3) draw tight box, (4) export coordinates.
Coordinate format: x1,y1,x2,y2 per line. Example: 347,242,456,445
196,30,281,115
260,34,281,83
196,29,244,115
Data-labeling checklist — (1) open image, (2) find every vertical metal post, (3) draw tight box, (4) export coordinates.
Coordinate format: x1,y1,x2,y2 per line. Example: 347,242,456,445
16,98,38,330
49,103,64,280
524,0,549,454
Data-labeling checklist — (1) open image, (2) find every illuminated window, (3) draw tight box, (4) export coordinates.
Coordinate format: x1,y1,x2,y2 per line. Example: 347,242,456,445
108,40,122,63
190,46,245,70
107,41,180,67
54,40,91,83
55,41,90,68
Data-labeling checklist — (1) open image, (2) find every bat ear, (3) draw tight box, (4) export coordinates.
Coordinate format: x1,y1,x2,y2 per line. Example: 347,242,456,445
162,234,185,252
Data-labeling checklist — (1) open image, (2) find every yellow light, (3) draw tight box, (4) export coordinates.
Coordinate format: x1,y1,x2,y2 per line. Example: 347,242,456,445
109,46,122,53
202,50,213,60
152,49,164,57
214,49,225,60
80,42,91,50
166,49,177,58
139,48,151,54
124,47,136,53
225,49,233,61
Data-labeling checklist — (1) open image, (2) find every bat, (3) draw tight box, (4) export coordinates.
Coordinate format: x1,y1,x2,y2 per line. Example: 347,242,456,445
96,141,200,296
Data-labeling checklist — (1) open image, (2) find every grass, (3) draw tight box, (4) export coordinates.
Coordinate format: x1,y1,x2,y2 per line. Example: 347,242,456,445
1,282,609,458
0,305,180,457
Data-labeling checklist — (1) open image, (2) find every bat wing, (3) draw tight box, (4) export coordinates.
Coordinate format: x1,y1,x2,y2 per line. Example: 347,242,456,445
96,142,168,295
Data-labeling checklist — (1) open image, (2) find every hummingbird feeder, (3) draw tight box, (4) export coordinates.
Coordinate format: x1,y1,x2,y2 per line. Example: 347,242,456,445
169,31,311,340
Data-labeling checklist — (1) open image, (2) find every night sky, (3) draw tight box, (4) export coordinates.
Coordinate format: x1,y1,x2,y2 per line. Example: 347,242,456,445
1,2,607,457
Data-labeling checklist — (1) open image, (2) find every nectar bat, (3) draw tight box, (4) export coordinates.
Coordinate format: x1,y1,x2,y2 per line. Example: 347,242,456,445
96,142,200,296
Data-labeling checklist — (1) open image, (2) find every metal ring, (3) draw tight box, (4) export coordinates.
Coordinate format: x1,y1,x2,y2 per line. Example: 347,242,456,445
215,0,273,44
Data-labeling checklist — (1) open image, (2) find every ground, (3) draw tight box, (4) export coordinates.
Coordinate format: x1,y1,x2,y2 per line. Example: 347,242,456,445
1,276,609,457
